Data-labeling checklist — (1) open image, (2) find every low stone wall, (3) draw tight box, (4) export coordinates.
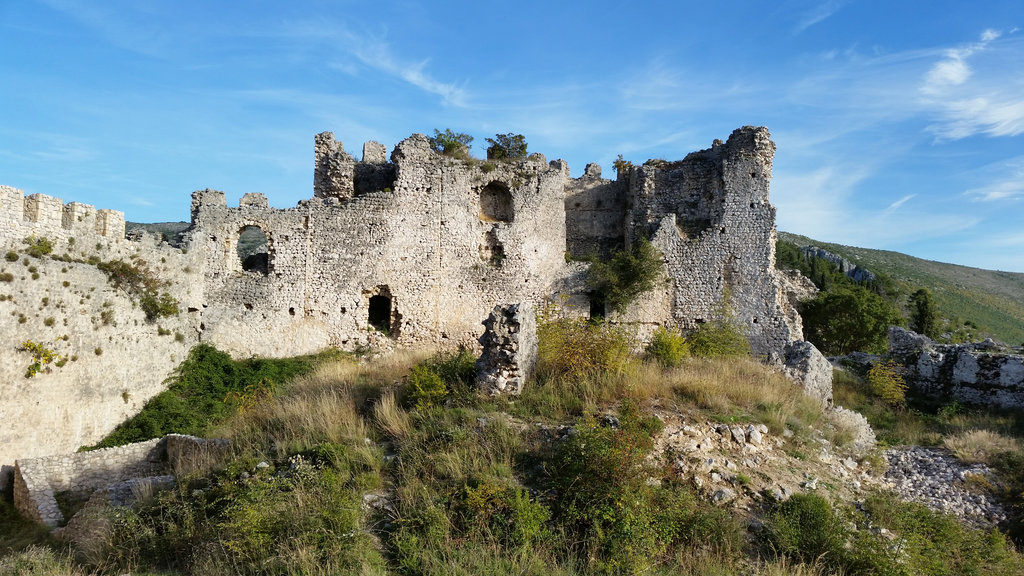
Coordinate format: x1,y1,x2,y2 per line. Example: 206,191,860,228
13,434,224,529
889,327,1024,409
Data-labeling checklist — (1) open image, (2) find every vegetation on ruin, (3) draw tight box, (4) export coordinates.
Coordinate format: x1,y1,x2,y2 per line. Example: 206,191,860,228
85,344,344,449
96,258,179,321
585,236,663,314
5,327,1024,574
23,236,54,259
17,340,63,378
485,132,528,160
427,128,474,158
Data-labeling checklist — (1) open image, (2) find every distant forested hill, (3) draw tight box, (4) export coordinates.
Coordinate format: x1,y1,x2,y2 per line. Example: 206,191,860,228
779,232,1024,346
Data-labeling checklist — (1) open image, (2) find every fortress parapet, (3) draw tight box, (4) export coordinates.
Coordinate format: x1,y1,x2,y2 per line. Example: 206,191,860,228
0,185,126,245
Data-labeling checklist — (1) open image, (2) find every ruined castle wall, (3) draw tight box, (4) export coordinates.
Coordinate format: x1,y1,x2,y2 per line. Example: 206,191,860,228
0,188,201,474
564,163,627,260
625,128,798,357
193,135,571,357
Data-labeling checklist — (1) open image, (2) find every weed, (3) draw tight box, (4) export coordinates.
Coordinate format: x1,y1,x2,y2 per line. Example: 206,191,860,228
646,325,689,367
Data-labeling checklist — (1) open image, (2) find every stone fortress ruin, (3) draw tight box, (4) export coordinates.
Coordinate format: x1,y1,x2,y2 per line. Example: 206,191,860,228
0,126,822,479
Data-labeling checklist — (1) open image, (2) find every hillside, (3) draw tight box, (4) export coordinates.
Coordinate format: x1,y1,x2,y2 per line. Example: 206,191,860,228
779,231,1024,346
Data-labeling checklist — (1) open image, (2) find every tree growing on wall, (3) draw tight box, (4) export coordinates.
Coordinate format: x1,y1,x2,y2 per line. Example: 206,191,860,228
428,129,473,158
485,133,528,160
908,288,939,339
586,237,663,315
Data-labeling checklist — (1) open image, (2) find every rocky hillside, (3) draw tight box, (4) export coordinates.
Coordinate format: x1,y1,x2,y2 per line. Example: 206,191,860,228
779,231,1024,346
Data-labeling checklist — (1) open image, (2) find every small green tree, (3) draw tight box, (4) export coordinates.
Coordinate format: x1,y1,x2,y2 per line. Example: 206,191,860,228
801,284,903,355
908,287,939,339
867,359,907,407
485,133,527,160
428,129,473,158
586,237,663,315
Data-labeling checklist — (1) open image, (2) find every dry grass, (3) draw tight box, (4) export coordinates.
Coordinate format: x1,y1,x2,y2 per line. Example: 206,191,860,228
944,429,1021,464
665,357,826,434
754,555,840,576
374,391,411,440
218,351,427,459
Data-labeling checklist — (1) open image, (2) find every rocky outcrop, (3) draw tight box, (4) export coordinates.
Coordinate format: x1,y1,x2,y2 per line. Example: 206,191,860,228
801,246,876,284
889,327,1024,408
476,302,537,395
783,340,833,407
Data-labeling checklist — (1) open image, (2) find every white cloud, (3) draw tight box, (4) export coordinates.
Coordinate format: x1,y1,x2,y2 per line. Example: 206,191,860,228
920,29,1024,139
352,41,468,107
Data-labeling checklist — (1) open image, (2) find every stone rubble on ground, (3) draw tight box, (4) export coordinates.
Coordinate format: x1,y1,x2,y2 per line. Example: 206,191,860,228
883,446,1007,528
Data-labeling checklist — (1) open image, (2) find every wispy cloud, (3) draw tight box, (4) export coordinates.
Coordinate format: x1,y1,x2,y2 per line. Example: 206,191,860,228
965,156,1024,201
351,41,468,107
920,29,1024,139
795,0,850,33
882,193,916,215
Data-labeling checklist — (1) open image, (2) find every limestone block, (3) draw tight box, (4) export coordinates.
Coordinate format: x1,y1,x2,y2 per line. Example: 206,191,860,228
783,340,833,407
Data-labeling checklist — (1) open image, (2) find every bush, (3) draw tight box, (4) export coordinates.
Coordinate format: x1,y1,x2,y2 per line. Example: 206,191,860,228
802,284,904,355
0,272,12,282
761,493,847,565
550,399,718,573
96,258,178,321
867,359,907,407
536,312,632,380
454,480,550,547
4,251,17,262
687,305,751,358
646,326,689,367
406,365,449,410
485,133,528,160
23,236,53,258
586,237,663,314
428,128,473,158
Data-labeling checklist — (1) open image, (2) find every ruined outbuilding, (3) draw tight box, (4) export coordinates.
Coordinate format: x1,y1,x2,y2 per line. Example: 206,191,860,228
0,126,817,474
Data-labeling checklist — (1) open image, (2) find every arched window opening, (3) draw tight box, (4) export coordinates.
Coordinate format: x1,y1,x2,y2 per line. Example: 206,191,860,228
479,181,513,222
237,225,269,275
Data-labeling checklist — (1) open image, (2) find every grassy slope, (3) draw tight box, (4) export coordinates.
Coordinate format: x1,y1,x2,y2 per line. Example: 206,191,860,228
780,231,1024,346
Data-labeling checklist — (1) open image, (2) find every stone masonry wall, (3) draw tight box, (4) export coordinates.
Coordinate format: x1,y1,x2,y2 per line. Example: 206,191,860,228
0,187,201,477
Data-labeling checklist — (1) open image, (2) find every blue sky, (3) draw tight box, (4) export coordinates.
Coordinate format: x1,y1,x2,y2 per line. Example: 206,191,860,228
1,1,1022,271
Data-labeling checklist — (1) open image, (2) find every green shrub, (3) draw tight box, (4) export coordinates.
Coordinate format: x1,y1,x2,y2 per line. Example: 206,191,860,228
23,236,53,258
0,272,12,282
4,251,17,262
422,346,477,400
454,480,550,547
868,359,907,407
139,290,178,320
96,258,178,321
802,284,903,355
43,316,54,327
646,326,689,367
406,365,449,410
761,493,847,565
586,237,663,314
536,312,632,380
428,128,473,158
485,133,528,160
551,399,677,572
687,316,751,358
18,340,62,378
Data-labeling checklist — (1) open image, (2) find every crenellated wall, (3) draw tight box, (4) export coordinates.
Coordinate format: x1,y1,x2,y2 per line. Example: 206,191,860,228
1,186,125,247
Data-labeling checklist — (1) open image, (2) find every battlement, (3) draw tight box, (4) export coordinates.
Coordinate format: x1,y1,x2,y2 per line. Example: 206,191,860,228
0,185,125,245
